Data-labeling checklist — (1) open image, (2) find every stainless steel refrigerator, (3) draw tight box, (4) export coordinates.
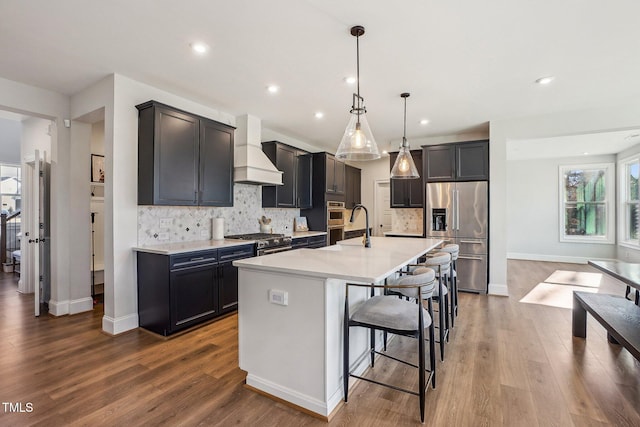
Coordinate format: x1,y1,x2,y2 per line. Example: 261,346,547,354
426,181,488,293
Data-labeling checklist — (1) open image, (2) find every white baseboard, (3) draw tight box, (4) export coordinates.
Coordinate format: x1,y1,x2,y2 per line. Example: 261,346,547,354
507,252,617,264
488,283,509,296
246,374,330,417
69,297,93,314
102,313,139,335
48,299,69,316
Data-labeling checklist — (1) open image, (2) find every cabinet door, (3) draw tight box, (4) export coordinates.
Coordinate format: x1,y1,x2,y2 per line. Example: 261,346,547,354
389,152,408,207
199,118,234,206
353,167,361,206
218,262,238,313
276,144,296,207
345,165,361,209
408,150,424,207
425,145,455,181
334,159,346,194
296,152,313,209
170,264,217,332
456,141,489,181
155,107,199,205
326,155,336,193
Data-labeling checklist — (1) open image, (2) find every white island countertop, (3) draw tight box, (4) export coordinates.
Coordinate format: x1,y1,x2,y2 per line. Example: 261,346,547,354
235,236,441,284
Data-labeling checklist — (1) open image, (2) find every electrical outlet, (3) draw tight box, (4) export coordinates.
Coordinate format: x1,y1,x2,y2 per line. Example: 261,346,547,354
157,232,169,240
268,289,288,306
200,230,209,238
159,218,172,229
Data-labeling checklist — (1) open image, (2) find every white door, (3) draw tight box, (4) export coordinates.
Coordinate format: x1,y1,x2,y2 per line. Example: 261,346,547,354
374,181,392,236
32,150,41,316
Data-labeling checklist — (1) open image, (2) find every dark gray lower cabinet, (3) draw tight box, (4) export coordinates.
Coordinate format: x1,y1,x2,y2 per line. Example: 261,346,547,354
292,234,327,249
137,244,254,336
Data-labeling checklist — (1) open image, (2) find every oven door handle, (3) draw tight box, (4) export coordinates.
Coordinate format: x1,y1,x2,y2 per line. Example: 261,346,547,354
259,246,293,255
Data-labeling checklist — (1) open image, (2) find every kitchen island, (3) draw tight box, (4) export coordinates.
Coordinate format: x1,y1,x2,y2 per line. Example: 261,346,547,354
234,236,442,419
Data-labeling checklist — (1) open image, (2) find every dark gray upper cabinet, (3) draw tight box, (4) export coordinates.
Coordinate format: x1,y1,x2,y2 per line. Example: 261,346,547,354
261,141,312,208
325,154,345,194
296,153,313,209
345,165,361,209
424,145,456,182
137,101,234,206
390,149,423,208
424,140,488,182
456,141,489,181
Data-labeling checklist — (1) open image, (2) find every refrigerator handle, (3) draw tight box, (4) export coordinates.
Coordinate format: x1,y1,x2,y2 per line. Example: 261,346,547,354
455,189,460,230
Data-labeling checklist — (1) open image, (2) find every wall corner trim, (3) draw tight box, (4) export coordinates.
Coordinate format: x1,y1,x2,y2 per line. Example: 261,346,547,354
102,313,139,335
48,299,69,316
488,283,509,296
69,297,94,315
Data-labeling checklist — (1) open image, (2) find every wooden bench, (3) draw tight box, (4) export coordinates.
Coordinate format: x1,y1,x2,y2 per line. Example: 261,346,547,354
572,291,640,361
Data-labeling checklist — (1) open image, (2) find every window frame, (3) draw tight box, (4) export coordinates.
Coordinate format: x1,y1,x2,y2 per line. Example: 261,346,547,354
0,163,21,215
558,162,615,244
618,155,640,249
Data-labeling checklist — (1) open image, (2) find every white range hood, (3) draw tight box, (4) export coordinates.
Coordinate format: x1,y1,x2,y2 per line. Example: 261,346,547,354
234,114,283,186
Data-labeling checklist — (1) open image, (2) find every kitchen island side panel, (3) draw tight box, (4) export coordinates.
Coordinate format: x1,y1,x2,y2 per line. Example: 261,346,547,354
238,269,372,416
238,269,328,410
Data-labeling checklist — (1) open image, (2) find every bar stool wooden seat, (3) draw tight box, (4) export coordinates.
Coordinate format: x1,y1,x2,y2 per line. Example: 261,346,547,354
343,271,437,423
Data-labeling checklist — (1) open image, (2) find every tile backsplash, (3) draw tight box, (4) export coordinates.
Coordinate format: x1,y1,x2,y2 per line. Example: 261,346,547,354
391,208,423,234
138,184,300,245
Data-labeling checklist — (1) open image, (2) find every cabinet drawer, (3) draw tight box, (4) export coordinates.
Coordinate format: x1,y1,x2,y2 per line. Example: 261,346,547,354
292,238,309,248
308,235,327,248
218,245,255,262
170,250,218,270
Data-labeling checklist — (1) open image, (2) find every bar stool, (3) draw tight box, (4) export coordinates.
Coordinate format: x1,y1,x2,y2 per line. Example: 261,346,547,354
418,252,451,361
440,244,459,327
343,271,437,423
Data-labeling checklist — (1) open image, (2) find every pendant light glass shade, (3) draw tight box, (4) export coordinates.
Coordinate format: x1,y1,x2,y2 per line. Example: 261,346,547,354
336,25,381,161
336,110,380,161
391,143,419,178
390,92,420,179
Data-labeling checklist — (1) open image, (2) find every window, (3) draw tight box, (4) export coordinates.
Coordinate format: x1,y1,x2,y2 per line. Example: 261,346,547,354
0,163,21,214
620,156,640,247
559,163,614,244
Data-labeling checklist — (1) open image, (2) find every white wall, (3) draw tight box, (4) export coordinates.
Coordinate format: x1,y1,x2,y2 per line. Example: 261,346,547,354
491,101,640,296
506,154,616,263
0,76,71,315
0,118,21,163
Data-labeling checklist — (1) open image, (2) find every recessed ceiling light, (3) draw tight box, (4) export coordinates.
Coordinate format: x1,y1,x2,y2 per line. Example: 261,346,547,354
583,152,589,155
314,112,324,119
382,150,388,155
267,85,279,94
420,119,430,125
344,76,356,85
190,42,209,54
535,76,554,85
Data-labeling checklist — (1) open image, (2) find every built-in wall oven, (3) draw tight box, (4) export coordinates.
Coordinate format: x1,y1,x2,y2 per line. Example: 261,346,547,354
327,201,345,245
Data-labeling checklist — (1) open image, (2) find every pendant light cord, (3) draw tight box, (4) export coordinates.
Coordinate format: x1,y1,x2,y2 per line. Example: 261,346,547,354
356,32,361,124
403,96,407,147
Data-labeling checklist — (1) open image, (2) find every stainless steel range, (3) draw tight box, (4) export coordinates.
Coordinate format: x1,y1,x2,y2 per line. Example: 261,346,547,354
225,233,292,256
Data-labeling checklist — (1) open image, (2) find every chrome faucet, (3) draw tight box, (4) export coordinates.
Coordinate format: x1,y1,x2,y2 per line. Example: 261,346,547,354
349,204,371,248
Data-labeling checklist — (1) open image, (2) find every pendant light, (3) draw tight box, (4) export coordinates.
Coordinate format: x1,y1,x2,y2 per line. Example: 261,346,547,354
336,26,381,161
390,92,419,179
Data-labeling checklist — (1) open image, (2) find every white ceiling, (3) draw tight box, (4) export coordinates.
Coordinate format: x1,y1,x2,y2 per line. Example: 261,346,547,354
507,129,640,161
2,0,640,154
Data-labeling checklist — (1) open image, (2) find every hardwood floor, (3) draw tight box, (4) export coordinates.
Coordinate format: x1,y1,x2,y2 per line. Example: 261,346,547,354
0,261,639,426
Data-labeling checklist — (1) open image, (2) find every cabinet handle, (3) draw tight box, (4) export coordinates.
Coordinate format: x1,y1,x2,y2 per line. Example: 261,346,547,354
459,240,483,244
194,190,198,203
458,255,484,261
